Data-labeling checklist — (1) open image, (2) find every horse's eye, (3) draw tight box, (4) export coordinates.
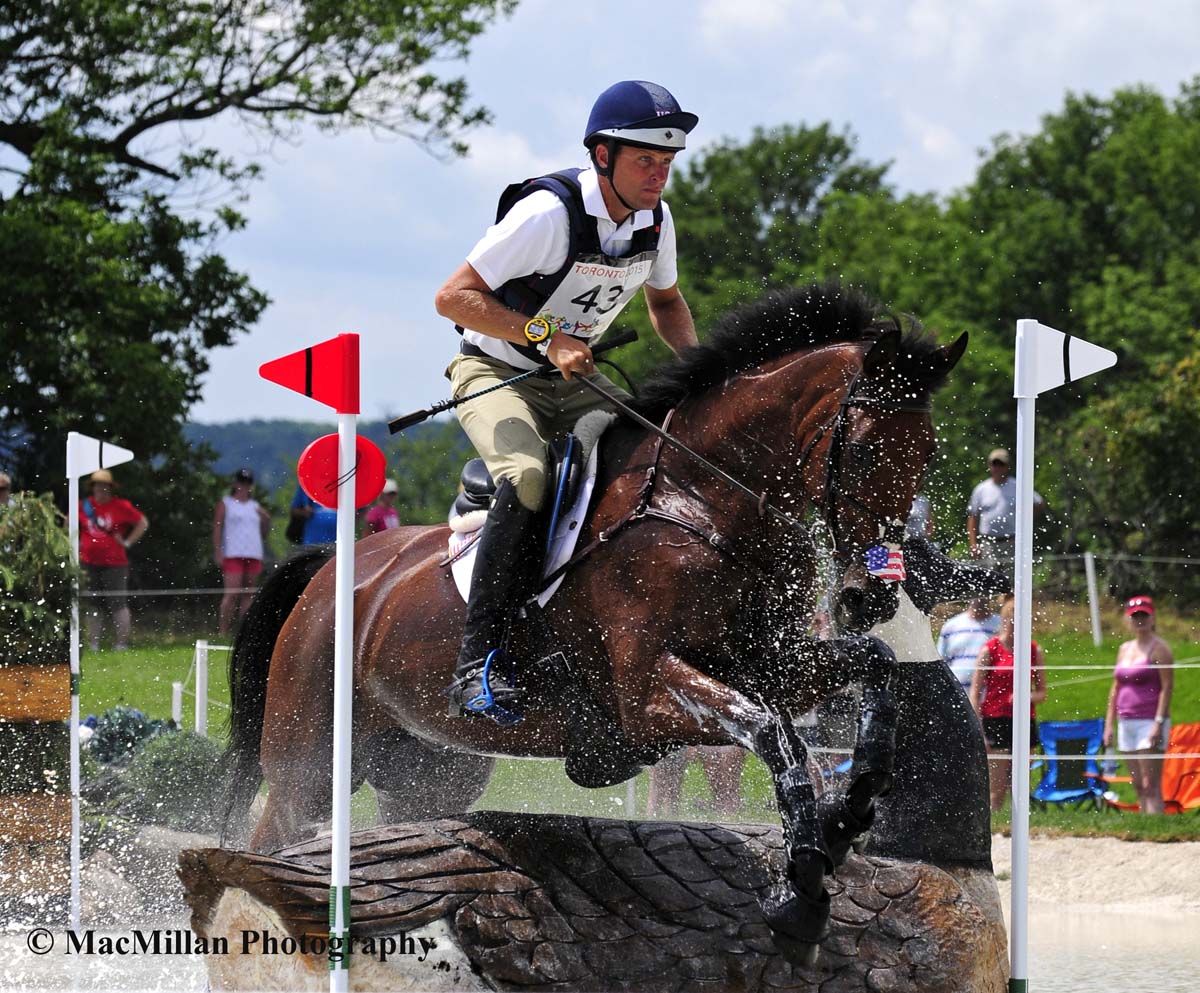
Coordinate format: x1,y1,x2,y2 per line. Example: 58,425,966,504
842,442,876,485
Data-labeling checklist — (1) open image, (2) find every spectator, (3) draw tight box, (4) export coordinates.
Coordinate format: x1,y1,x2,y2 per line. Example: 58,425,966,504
1103,595,1174,814
0,471,11,506
969,596,1047,813
937,597,1001,693
213,468,271,636
365,479,402,535
905,491,934,540
79,469,148,651
290,486,338,547
965,448,1044,577
649,746,746,820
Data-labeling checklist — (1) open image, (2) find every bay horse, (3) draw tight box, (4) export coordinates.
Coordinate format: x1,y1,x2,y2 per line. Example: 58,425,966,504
220,283,968,966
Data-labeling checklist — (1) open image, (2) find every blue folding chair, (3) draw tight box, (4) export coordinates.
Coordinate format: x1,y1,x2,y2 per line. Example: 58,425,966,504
1031,718,1110,812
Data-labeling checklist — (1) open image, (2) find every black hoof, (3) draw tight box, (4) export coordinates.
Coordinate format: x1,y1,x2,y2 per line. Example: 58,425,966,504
761,880,829,967
819,793,875,866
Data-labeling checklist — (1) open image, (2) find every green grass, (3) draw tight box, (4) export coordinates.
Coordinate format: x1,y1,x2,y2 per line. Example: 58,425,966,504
81,638,231,742
991,797,1200,842
80,620,1200,841
1033,628,1200,725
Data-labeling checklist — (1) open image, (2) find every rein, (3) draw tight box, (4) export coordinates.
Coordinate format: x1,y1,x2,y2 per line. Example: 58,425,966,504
531,358,932,598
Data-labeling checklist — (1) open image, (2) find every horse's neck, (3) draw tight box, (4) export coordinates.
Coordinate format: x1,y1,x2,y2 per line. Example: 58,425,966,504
664,348,854,492
868,589,938,661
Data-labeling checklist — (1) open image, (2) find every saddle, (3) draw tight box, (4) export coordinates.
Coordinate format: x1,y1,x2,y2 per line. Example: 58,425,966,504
447,434,586,561
446,409,617,588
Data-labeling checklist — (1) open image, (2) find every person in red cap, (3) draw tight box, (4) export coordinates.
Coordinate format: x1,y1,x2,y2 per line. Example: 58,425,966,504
1103,595,1174,813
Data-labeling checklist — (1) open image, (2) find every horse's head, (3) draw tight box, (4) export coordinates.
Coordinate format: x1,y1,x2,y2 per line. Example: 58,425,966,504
814,327,969,633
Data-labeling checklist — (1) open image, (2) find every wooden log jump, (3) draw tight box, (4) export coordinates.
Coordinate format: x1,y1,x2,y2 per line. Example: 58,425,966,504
180,811,1007,992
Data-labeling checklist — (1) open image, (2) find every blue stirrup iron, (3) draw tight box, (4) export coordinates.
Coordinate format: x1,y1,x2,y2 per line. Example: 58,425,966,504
464,648,523,726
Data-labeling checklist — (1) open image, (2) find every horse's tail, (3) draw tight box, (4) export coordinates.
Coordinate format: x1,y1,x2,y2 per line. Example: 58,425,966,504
217,547,333,844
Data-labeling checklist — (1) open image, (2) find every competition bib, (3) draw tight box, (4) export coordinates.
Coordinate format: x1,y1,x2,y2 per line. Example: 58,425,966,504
535,251,656,342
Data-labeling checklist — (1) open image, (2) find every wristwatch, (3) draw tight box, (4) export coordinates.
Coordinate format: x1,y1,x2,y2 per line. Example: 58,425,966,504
524,317,552,345
1154,715,1166,724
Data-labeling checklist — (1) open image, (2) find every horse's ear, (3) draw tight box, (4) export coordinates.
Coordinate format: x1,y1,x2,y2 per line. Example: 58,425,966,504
934,332,969,375
864,327,901,378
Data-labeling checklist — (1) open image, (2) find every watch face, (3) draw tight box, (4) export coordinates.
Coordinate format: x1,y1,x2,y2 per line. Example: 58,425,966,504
524,317,552,343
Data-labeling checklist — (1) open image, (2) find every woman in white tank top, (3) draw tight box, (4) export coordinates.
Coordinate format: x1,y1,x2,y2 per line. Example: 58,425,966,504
213,468,271,635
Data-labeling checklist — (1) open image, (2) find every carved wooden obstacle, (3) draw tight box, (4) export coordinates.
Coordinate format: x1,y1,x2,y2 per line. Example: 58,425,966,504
181,811,1007,992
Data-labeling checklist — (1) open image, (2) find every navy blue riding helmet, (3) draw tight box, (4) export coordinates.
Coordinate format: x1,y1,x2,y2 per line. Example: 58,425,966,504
583,80,699,179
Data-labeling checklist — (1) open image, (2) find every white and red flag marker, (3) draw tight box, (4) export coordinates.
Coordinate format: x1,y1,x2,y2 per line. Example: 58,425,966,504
65,432,135,933
259,334,382,991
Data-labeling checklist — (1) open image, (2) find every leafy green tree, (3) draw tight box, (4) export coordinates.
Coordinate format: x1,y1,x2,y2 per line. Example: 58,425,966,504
0,0,514,586
0,490,74,662
1070,340,1200,560
612,124,891,385
388,419,473,525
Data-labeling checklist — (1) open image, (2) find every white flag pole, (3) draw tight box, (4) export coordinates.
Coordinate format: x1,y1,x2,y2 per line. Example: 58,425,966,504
1009,333,1036,993
1010,320,1117,993
329,410,356,991
65,431,134,933
67,447,82,934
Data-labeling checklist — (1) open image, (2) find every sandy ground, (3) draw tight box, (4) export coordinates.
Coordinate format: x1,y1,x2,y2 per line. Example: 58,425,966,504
991,833,1200,916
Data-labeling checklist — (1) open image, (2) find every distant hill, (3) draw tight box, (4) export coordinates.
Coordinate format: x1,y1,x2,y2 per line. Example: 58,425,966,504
184,417,470,497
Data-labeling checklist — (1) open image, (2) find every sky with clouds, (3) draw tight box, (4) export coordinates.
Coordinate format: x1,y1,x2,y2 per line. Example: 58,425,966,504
190,0,1200,424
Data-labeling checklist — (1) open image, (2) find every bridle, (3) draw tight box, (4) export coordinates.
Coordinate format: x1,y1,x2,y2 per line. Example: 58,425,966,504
529,350,933,596
793,371,933,559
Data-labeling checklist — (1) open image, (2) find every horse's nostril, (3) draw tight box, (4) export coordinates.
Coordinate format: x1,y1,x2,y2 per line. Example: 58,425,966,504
840,588,865,613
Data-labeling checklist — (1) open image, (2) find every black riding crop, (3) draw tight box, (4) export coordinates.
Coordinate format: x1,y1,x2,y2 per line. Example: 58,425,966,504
387,328,640,434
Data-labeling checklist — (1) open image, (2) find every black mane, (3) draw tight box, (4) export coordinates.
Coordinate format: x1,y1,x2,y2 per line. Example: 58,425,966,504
631,283,949,418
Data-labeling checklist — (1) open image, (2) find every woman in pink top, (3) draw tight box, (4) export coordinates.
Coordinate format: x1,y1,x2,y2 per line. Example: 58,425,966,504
1103,595,1174,813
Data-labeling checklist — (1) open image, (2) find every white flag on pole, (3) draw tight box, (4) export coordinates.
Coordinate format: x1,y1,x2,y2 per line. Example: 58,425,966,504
1014,319,1118,398
66,431,135,479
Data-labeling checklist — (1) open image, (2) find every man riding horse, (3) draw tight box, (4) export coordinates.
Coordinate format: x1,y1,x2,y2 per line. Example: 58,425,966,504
434,80,701,719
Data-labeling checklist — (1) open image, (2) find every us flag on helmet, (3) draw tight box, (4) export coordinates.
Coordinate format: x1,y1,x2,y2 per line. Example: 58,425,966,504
864,544,906,583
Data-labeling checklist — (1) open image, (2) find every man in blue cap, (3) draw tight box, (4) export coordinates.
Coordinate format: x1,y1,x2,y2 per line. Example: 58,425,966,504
435,80,700,719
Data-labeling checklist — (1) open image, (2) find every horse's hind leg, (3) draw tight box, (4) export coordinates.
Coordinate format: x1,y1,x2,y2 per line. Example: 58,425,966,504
818,634,899,865
363,728,494,823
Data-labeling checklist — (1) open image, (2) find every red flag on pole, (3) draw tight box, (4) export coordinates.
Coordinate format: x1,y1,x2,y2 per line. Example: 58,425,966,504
259,334,360,414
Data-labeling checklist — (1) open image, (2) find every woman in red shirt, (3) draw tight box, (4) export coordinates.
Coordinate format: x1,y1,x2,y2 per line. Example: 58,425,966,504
968,596,1047,812
79,469,148,650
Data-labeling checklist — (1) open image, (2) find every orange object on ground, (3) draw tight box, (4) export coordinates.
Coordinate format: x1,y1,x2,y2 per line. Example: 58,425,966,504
1162,721,1200,812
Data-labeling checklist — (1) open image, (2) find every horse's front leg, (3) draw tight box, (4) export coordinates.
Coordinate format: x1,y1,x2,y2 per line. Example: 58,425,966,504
817,634,899,865
622,653,832,968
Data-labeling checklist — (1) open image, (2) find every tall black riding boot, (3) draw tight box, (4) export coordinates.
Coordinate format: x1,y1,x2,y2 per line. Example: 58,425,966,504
445,478,535,721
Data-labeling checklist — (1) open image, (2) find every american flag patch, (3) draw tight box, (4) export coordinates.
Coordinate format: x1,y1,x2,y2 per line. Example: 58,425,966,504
864,544,906,583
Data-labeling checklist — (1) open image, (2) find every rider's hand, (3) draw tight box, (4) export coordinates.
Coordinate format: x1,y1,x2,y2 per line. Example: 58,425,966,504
1102,727,1113,748
547,335,595,381
969,543,981,560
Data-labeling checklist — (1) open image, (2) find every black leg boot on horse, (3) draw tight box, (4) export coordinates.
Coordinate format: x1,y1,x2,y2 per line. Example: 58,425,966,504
445,478,534,724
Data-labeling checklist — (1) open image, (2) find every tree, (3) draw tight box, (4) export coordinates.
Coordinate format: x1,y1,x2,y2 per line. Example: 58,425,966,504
0,0,514,586
613,123,892,385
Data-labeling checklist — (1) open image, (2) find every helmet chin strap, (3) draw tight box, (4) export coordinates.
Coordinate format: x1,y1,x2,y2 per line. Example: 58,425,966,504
593,140,640,216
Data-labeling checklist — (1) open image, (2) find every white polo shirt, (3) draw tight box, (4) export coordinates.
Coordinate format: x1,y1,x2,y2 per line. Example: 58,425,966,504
461,167,678,367
967,476,1042,538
